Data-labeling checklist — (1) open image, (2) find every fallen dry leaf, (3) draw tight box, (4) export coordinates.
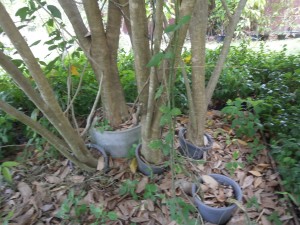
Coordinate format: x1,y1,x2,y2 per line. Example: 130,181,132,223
40,204,53,212
254,177,263,188
136,177,149,193
15,207,36,225
202,175,219,189
97,156,105,171
45,176,62,184
130,158,138,173
242,175,254,189
68,175,85,183
17,182,32,203
237,139,248,146
212,142,222,150
249,170,262,177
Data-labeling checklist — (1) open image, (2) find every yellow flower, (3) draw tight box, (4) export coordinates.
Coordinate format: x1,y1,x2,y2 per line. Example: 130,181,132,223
183,55,191,64
70,65,79,76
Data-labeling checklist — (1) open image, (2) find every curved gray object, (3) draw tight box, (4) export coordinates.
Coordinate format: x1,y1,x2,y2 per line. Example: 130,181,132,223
89,124,141,158
135,144,167,176
178,128,213,159
192,174,243,225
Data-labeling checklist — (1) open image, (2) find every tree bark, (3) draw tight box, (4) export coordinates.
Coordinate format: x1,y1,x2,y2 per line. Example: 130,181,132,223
187,0,208,146
130,0,196,164
59,0,128,128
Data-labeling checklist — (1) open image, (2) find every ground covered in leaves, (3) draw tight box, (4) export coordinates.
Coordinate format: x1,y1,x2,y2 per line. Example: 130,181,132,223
0,111,298,225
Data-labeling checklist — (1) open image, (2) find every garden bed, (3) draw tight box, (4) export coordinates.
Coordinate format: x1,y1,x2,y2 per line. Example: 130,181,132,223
0,111,298,224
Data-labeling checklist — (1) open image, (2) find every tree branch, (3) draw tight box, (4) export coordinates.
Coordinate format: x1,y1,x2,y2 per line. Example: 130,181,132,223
205,0,248,105
220,0,233,20
57,0,91,52
0,100,95,172
81,75,103,137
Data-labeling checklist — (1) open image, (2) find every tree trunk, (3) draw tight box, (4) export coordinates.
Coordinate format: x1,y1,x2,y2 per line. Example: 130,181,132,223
59,0,129,128
130,0,196,164
187,0,208,146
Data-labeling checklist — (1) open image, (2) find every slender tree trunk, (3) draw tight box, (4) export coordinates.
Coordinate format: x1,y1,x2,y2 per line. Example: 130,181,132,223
130,0,196,164
59,0,128,128
186,0,247,147
206,0,248,104
188,0,208,146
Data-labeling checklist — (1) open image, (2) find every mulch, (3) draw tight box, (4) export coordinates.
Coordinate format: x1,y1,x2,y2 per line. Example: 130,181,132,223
0,110,298,225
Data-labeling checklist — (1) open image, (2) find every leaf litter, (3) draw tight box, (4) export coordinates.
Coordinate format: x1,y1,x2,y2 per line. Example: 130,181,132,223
0,110,298,225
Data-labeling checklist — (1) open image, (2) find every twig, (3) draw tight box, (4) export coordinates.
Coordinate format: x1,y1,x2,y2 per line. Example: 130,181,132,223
0,144,34,148
256,208,265,223
80,74,103,137
64,62,88,114
220,0,232,20
180,59,197,127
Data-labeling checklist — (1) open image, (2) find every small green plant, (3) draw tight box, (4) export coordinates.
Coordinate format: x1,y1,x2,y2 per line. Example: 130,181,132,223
119,179,139,200
143,183,158,200
56,189,117,224
0,210,14,225
56,189,87,221
167,197,198,225
225,151,244,175
246,196,260,210
267,211,282,225
222,98,264,138
127,144,137,159
95,119,113,132
89,204,118,225
246,138,265,163
0,161,19,184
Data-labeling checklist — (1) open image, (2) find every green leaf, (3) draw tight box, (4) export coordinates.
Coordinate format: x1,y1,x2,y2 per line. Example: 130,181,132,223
30,40,41,47
147,52,164,67
164,24,177,33
148,140,163,150
171,108,181,116
15,7,30,21
165,132,173,143
2,161,19,168
30,108,39,121
163,51,174,59
155,86,164,100
48,45,58,51
75,204,87,217
46,18,54,27
2,167,12,183
178,15,191,26
17,25,27,30
160,114,172,126
47,5,62,19
107,211,118,220
159,105,170,114
90,205,102,218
